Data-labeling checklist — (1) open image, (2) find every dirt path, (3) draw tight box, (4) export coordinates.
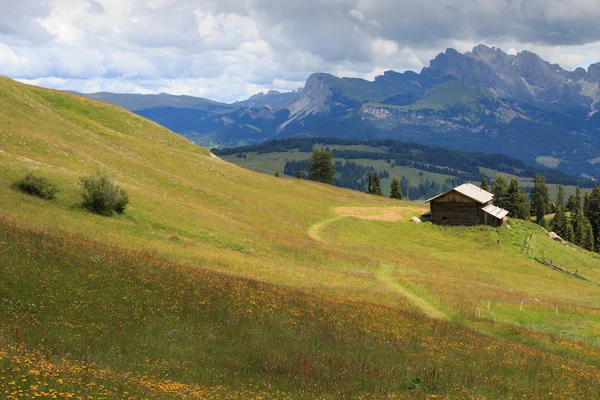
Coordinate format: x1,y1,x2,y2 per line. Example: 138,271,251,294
377,263,447,320
307,216,343,243
307,208,447,321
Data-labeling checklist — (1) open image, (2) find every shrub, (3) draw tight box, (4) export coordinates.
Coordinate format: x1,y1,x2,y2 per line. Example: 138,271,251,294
80,173,129,216
14,172,59,200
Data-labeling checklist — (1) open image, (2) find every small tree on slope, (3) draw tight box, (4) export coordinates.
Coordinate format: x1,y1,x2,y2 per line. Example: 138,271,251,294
307,150,335,184
390,178,403,200
531,174,550,227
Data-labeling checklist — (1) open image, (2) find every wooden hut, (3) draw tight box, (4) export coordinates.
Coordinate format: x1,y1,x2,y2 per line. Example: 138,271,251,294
425,183,508,227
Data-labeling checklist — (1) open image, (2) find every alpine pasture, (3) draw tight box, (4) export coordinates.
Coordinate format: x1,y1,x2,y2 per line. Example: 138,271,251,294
1,78,600,399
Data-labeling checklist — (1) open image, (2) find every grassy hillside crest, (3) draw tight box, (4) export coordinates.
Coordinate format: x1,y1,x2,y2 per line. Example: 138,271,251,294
1,77,600,399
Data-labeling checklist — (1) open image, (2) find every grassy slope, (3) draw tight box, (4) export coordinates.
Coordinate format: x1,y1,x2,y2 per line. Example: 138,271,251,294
405,81,490,111
1,77,600,398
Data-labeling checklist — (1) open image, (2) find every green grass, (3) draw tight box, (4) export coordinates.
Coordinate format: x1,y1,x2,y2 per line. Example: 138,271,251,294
403,81,490,111
2,77,600,398
3,219,600,399
220,151,312,176
536,156,561,168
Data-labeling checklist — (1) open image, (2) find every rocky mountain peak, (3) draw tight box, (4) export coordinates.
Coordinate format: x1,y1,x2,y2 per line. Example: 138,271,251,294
589,63,600,82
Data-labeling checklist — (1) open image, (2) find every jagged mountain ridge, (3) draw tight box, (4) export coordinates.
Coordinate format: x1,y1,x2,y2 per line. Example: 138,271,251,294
287,44,600,125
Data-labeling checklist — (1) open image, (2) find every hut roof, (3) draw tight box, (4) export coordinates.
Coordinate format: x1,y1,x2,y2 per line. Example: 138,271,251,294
425,183,494,204
481,204,509,219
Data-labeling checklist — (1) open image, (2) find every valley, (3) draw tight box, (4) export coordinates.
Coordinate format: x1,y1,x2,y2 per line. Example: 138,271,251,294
1,77,600,398
216,138,594,199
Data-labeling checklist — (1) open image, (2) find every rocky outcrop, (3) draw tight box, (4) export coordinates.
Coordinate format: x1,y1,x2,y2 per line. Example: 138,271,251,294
548,232,568,245
588,63,600,83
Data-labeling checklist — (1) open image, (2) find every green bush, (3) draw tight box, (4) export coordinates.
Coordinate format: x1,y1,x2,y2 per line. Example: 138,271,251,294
80,173,129,216
14,172,59,200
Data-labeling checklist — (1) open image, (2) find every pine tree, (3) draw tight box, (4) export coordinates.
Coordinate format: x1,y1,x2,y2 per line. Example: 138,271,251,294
307,150,335,184
371,172,383,196
297,171,302,179
367,171,373,194
551,185,568,238
587,186,600,246
565,222,575,243
583,219,595,251
570,187,586,245
566,186,582,213
274,171,279,177
505,178,530,220
583,192,591,218
390,178,403,200
573,211,586,246
480,178,489,192
491,175,509,209
531,174,550,227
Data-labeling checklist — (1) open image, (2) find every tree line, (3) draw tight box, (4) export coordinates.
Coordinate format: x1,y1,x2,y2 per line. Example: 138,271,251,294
485,174,600,252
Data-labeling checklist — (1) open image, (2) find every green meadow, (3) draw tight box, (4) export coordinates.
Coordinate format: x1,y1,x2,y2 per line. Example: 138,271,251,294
1,77,600,399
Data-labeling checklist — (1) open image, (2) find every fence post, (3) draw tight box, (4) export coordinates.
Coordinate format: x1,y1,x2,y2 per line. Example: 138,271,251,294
520,300,523,311
555,305,559,316
487,300,491,312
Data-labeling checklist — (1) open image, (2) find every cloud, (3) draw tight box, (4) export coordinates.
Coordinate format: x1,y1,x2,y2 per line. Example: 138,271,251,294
1,0,600,102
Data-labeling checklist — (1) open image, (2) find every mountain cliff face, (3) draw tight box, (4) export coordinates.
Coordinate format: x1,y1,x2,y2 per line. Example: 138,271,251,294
283,44,600,125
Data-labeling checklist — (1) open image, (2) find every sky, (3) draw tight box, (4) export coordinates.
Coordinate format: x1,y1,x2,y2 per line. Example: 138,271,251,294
1,0,600,103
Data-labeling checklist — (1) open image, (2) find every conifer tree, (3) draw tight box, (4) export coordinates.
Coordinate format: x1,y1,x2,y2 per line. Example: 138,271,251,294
480,178,489,192
370,171,383,196
531,174,551,227
297,170,302,179
274,171,279,177
573,210,586,246
566,186,582,213
570,187,586,245
583,219,595,251
390,178,403,200
583,192,591,218
491,175,509,209
565,222,575,243
307,150,335,184
551,185,568,238
367,171,373,194
588,186,600,245
505,178,530,220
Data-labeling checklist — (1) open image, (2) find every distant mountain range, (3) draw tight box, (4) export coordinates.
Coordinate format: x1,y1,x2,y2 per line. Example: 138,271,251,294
74,44,600,180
